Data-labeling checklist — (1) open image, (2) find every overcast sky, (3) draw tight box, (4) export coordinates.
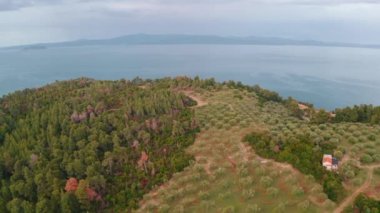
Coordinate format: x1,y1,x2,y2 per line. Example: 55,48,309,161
1,0,380,47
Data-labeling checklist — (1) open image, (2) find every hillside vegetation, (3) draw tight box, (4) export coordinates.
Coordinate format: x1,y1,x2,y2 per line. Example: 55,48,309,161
1,77,380,212
0,77,202,212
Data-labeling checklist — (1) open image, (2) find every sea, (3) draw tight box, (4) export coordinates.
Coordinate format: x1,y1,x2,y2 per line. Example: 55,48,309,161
1,44,380,110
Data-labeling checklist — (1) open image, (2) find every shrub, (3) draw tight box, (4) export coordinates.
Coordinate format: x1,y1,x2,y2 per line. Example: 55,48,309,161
352,177,364,186
255,167,266,176
245,204,261,213
199,191,210,200
260,176,274,187
185,184,197,194
348,137,358,144
351,146,359,153
319,124,327,130
333,150,343,160
365,142,376,149
200,201,215,212
162,191,176,202
348,125,358,132
222,180,233,189
323,133,332,141
251,161,260,167
285,175,297,184
297,200,310,211
365,148,377,156
200,180,210,188
266,187,279,197
181,197,194,206
354,194,380,212
273,202,288,213
323,199,336,209
240,121,249,128
210,119,217,126
305,175,316,182
221,206,236,213
311,185,323,193
318,192,328,201
360,154,373,164
145,203,158,212
359,135,369,143
239,168,249,177
374,168,380,176
343,170,355,179
173,205,185,213
373,154,380,162
242,189,256,199
330,137,340,144
368,134,376,141
269,170,280,178
215,167,226,176
353,131,361,137
292,186,305,197
194,164,205,173
239,177,254,186
224,123,231,130
203,124,210,130
158,204,170,213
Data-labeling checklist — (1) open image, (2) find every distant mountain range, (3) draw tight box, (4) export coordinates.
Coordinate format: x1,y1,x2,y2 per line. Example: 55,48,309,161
3,34,380,50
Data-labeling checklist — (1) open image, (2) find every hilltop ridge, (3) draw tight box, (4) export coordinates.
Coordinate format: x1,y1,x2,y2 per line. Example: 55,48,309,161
1,77,380,212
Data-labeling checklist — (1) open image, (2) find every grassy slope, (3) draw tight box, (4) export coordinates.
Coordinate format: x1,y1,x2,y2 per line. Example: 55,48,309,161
136,87,336,212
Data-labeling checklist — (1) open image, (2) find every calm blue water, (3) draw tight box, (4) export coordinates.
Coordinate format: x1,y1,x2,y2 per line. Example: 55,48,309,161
1,45,380,110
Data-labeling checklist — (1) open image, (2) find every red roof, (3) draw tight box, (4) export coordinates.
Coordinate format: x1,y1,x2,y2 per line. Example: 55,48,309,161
323,155,332,164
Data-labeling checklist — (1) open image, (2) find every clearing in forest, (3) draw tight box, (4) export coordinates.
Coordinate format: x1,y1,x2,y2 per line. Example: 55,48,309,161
137,88,334,212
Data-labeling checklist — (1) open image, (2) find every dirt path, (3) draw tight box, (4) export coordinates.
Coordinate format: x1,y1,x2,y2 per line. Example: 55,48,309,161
238,143,250,163
340,154,350,166
334,168,373,213
334,163,380,213
182,90,207,107
255,153,293,170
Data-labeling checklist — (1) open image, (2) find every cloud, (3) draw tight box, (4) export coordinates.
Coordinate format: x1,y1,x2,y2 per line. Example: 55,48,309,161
1,0,380,11
125,0,380,5
298,0,380,4
1,0,380,46
0,0,31,11
245,0,380,5
0,0,65,11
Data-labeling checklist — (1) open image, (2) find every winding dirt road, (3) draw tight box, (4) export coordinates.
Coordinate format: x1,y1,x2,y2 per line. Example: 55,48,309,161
334,168,373,213
182,90,208,107
333,160,380,213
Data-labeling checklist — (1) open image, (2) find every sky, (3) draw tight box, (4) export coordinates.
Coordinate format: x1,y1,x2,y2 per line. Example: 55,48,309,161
1,0,380,47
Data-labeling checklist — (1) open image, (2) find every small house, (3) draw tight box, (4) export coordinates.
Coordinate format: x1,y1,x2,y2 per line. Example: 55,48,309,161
322,154,339,171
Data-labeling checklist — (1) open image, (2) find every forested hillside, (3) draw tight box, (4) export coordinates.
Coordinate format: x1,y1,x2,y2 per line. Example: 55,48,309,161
0,77,208,212
1,76,380,212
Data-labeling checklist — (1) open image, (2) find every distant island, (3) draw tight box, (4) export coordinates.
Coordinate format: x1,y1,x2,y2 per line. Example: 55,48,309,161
3,34,380,50
22,45,47,51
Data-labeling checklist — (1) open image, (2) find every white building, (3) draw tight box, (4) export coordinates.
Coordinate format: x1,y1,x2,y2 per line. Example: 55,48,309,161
323,154,338,171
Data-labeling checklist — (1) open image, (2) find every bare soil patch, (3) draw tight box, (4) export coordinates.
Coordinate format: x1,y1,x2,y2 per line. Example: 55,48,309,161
181,90,208,107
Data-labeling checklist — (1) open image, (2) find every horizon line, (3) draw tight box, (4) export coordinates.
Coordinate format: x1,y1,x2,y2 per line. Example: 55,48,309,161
1,33,380,49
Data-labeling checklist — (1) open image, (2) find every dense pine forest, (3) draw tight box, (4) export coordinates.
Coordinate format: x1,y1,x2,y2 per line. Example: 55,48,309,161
0,77,214,212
